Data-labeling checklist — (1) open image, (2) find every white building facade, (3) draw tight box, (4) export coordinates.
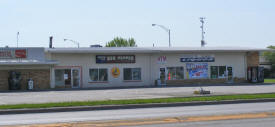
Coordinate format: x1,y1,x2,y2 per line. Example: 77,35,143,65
45,47,264,89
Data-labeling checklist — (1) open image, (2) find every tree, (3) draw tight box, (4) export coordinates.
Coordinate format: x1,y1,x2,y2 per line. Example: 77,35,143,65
105,37,137,47
263,45,275,77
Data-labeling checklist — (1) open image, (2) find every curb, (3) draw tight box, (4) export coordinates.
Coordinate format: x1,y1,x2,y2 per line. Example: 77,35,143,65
1,98,275,115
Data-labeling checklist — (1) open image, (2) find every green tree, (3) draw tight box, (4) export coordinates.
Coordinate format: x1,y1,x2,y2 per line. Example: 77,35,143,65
263,45,275,77
105,37,137,47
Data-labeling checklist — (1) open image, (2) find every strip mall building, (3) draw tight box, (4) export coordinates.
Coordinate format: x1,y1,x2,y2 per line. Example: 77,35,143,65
0,47,267,90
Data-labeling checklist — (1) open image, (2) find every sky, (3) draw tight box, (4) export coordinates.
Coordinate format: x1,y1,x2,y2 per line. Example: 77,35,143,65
0,0,275,48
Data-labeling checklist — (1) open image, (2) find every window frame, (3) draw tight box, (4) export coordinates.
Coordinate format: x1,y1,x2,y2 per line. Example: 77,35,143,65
210,66,227,79
167,66,184,80
89,68,108,82
123,68,142,81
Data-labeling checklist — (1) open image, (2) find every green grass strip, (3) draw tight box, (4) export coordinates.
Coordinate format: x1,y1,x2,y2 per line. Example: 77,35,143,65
264,79,275,83
1,93,275,110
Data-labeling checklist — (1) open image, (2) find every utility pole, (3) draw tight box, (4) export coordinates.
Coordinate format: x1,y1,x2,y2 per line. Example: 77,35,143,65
200,17,206,47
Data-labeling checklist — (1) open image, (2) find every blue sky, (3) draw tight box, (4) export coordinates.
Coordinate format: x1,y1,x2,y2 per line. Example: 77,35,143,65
0,0,275,48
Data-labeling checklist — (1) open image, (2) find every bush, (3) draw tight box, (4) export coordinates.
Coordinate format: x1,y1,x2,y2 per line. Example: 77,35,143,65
264,68,271,78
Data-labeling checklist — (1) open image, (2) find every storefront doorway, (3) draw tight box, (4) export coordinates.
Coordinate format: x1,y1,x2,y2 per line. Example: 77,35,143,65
227,66,233,83
71,68,80,88
55,67,81,88
159,68,166,85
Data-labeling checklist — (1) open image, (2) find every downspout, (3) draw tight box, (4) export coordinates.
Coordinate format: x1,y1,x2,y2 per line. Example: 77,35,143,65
244,52,247,80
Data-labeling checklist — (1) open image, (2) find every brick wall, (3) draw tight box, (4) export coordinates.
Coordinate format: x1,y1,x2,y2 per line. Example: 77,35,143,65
247,52,259,67
0,69,50,91
0,70,9,90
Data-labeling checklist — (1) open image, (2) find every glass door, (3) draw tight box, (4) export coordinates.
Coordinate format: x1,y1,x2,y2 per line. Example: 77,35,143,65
71,68,80,88
227,66,233,83
159,68,166,85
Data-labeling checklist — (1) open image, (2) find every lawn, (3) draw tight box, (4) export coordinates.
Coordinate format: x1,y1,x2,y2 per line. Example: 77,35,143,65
0,93,275,110
264,79,275,83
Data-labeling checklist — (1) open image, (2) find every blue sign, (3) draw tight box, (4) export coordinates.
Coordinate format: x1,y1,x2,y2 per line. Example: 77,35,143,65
181,56,215,62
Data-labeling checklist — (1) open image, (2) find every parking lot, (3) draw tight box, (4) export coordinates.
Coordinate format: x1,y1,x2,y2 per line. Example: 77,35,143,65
0,84,275,105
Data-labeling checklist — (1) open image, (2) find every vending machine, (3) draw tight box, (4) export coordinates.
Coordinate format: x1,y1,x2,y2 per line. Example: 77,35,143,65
247,67,264,83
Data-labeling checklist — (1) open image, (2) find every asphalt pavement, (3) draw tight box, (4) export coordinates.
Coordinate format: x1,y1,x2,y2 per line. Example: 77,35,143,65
1,102,275,126
0,84,275,105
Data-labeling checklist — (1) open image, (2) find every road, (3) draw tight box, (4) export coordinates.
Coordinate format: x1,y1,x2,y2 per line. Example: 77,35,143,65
1,102,275,126
132,118,275,127
0,84,275,105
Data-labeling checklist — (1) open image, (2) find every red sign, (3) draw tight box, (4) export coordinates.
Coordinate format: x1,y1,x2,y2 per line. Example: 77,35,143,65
15,50,27,58
0,49,27,59
157,56,167,64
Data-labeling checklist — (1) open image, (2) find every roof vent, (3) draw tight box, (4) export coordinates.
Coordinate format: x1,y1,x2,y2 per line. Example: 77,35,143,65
90,44,102,48
49,36,53,48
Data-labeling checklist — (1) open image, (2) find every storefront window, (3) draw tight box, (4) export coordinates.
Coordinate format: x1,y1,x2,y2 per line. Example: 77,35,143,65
167,67,184,80
219,66,226,78
55,69,71,86
123,68,141,80
211,66,226,79
89,68,108,81
55,70,65,86
210,66,218,79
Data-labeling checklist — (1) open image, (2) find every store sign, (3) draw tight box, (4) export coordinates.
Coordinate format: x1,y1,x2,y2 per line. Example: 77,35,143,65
96,55,135,63
0,49,27,59
157,56,167,64
180,55,214,62
186,63,208,79
111,67,120,78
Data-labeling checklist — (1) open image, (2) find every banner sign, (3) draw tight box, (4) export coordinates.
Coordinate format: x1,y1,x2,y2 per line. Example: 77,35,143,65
186,63,208,79
96,55,135,63
0,49,27,59
181,55,214,62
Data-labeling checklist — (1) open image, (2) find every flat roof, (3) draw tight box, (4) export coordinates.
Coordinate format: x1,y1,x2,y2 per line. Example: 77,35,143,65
45,47,271,54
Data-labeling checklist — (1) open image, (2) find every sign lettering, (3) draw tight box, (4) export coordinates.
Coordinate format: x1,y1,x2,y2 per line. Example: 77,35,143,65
96,55,135,63
181,55,215,62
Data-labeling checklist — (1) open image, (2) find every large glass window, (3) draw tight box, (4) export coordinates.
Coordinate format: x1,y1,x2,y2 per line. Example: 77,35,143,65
167,67,184,80
55,69,71,86
219,66,226,78
89,68,108,81
55,70,65,86
210,66,218,79
211,66,226,79
123,68,141,80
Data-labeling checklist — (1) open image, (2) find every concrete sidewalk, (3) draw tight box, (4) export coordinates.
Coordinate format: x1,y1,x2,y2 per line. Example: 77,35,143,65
0,84,275,105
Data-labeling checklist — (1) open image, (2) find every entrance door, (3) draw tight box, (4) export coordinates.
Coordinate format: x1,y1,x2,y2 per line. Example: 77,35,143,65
227,66,233,83
159,68,166,85
71,68,80,88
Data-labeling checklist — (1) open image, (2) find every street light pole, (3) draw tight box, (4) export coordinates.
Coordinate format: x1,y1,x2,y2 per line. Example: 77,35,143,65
152,24,171,47
168,29,171,47
17,32,19,48
64,38,80,48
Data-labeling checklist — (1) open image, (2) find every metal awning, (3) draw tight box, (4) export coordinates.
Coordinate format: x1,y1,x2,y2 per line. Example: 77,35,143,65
0,59,59,65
